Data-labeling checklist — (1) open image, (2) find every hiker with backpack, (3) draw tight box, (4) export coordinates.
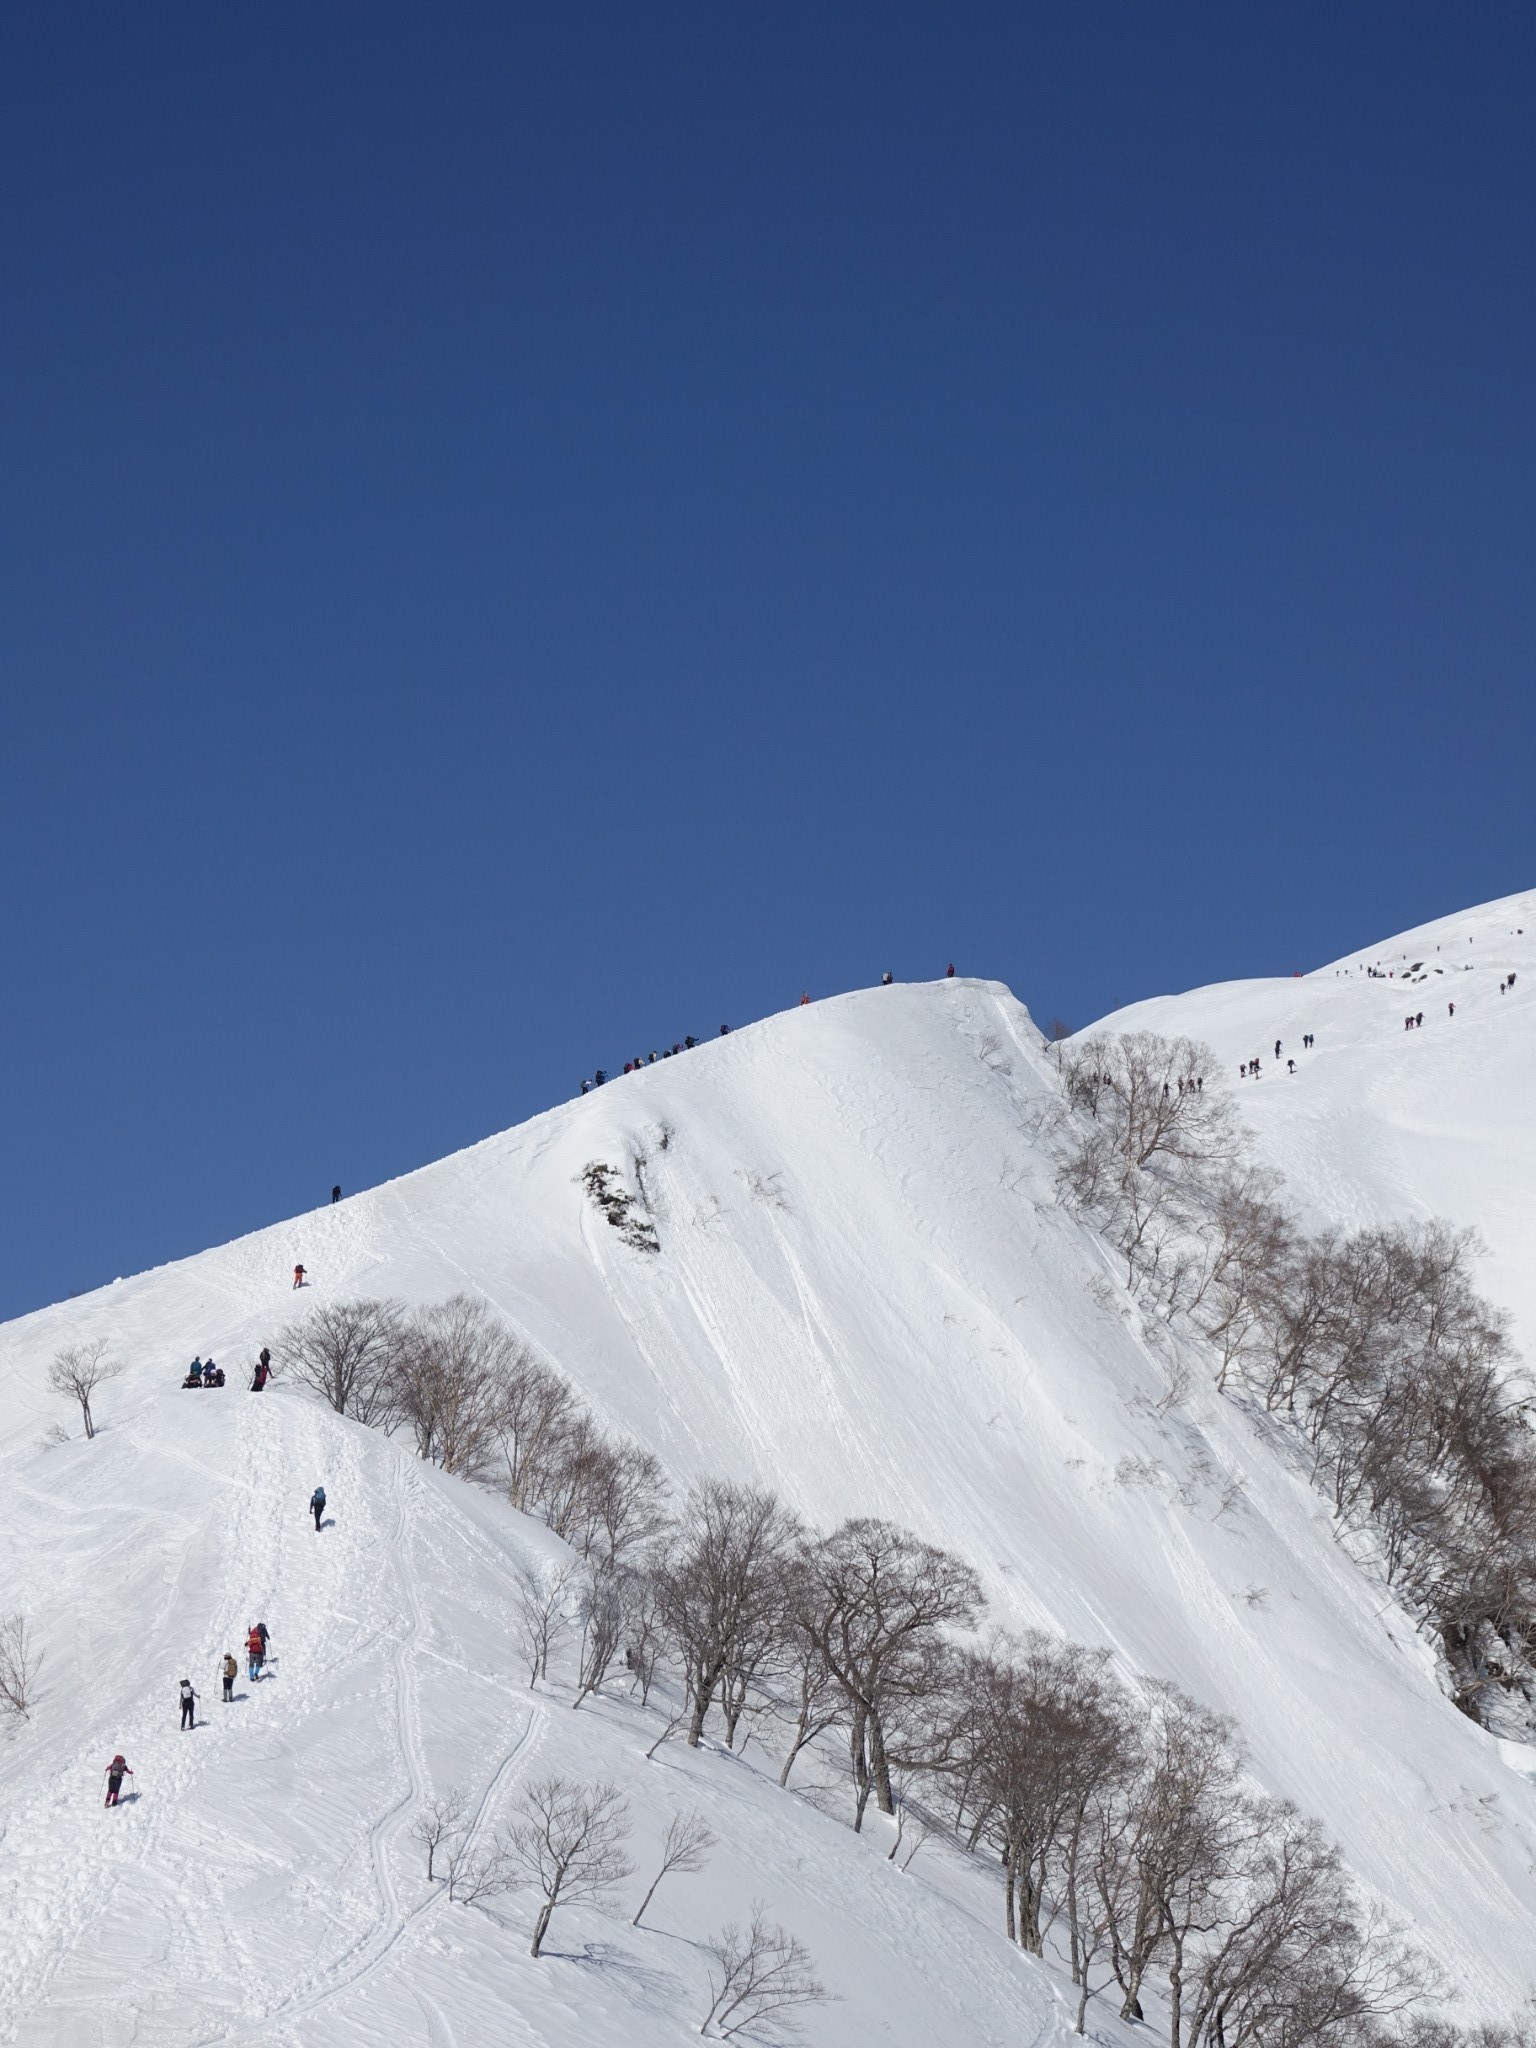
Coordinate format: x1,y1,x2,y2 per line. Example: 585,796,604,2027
247,1626,265,1682
179,1678,197,1730
310,1486,326,1532
104,1755,132,1806
221,1651,238,1702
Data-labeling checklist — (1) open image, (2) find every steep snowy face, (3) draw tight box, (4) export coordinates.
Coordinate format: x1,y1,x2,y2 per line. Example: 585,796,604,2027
2,956,1535,2043
1095,887,1536,1360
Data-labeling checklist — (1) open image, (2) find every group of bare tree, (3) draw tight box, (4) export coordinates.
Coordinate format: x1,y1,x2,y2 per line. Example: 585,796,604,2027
411,1772,825,2032
947,1642,1427,2043
284,1277,1492,2045
493,1473,1420,2048
1056,1033,1536,1717
279,1294,668,1566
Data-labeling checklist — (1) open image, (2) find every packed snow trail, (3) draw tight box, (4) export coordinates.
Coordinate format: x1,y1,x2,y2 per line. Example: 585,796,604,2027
3,923,1536,2041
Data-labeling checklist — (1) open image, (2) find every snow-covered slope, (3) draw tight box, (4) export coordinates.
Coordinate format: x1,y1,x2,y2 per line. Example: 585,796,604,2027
3,955,1535,2044
1095,888,1536,1360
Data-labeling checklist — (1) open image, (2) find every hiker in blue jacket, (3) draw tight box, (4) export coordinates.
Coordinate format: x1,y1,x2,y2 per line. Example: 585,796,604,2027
310,1485,326,1532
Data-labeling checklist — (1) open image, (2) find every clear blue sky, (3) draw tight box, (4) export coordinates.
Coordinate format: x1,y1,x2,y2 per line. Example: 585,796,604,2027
2,5,1533,1320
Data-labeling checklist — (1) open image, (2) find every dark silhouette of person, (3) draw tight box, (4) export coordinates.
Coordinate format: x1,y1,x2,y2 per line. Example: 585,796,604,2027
331,1186,341,1205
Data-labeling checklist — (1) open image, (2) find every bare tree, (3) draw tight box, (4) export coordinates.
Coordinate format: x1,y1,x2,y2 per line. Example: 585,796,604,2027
771,1606,845,1789
1179,1800,1424,2048
586,1442,671,1567
410,1787,468,1881
541,1409,611,1546
1105,1684,1248,2027
0,1613,42,1719
1062,1033,1237,1176
1072,1788,1131,2033
447,1833,519,1904
954,1633,1129,1955
277,1298,406,1424
653,1481,803,1748
644,1703,687,1760
632,1810,716,1926
397,1294,520,1477
507,1776,633,1957
798,1518,982,1827
496,1350,579,1512
1191,1167,1294,1391
700,1907,831,2038
573,1563,628,1707
47,1341,121,1441
514,1562,577,1687
623,1566,667,1707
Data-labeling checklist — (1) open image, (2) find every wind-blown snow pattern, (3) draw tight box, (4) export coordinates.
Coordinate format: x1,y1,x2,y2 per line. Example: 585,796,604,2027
2,921,1534,2044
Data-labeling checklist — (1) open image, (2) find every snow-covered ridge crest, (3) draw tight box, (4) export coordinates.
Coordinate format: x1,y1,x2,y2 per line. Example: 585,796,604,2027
2,940,1535,2041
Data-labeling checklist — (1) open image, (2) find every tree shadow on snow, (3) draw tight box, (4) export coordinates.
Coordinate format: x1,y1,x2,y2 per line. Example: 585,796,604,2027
547,1941,681,2010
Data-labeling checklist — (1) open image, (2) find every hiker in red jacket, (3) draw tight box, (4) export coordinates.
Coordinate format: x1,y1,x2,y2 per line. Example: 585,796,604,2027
104,1755,132,1806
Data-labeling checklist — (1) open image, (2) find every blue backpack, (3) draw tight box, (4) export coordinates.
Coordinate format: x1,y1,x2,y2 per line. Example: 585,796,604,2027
312,1488,326,1508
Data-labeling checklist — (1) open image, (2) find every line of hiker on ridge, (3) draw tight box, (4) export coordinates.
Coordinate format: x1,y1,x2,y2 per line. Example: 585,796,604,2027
577,963,957,1097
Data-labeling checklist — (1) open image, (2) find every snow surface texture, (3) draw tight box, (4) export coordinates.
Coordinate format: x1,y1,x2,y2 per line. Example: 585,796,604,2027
3,914,1535,2045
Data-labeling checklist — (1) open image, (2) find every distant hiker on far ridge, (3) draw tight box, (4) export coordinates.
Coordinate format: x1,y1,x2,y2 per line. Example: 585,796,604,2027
179,1678,197,1731
881,970,894,986
104,1754,132,1807
331,1185,341,1204
292,1263,306,1290
310,1485,326,1532
946,963,955,977
221,1651,237,1703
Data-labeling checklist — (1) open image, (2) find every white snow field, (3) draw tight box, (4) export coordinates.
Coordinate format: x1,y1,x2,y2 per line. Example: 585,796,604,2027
2,916,1535,2045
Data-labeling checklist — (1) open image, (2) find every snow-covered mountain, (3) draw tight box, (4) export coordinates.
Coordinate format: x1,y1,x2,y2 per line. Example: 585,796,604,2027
2,899,1534,2047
